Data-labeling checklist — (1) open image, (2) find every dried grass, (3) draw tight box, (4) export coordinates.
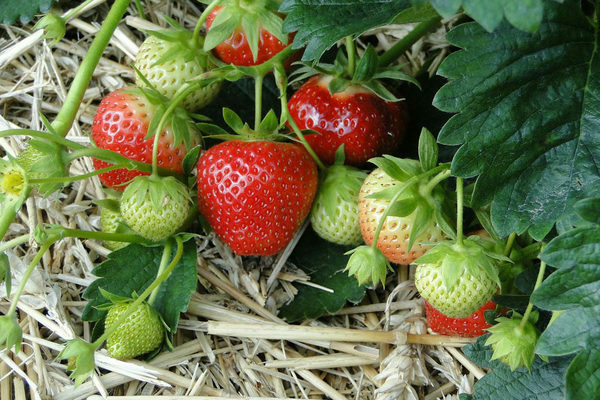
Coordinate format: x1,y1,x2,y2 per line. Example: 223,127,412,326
0,1,480,399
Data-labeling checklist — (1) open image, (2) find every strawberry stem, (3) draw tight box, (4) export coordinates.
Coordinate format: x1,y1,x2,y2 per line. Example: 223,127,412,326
193,0,221,49
345,36,356,77
0,129,85,150
456,177,464,246
378,16,442,67
254,73,265,131
93,237,184,348
7,244,51,315
61,0,97,21
148,240,172,306
503,232,517,257
29,166,121,185
50,0,130,137
520,258,547,330
0,234,29,253
273,63,327,171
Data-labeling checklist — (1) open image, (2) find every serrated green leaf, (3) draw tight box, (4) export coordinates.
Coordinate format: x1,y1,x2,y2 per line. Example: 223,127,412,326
392,3,439,23
0,0,54,24
429,0,461,18
532,265,600,310
566,349,600,400
468,356,572,400
434,0,600,239
536,306,600,356
278,228,366,322
82,242,197,343
574,198,600,225
503,0,543,33
280,0,413,61
539,226,600,270
462,0,504,32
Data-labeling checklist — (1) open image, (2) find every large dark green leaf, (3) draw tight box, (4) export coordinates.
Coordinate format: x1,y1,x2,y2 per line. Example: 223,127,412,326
82,242,197,338
434,0,600,240
535,306,600,356
566,349,600,400
280,0,414,61
0,0,53,24
278,228,366,322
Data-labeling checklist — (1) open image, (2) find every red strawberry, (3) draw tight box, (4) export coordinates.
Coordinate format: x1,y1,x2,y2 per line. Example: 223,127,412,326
91,88,199,190
288,75,407,166
425,300,495,338
197,140,318,256
205,5,295,67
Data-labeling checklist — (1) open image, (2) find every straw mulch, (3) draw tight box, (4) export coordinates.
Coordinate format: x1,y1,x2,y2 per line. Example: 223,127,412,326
0,1,482,399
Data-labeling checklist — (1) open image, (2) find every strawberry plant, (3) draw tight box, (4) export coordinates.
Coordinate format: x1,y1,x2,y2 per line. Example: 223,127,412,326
1,0,600,398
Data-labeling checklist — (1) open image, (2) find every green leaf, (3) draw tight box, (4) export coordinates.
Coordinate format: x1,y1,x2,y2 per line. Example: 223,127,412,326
434,0,600,239
503,0,543,33
538,226,600,270
82,242,197,342
279,228,366,322
532,264,600,310
468,356,573,400
536,306,600,356
392,3,439,24
429,0,461,18
462,0,504,32
0,0,54,24
182,145,202,176
566,349,600,400
281,0,413,61
417,128,438,171
574,198,600,225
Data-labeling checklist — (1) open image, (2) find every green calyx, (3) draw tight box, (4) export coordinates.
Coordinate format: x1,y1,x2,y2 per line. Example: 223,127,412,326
33,13,66,46
290,45,420,101
199,107,289,142
413,236,506,292
320,147,367,219
121,175,192,214
16,138,68,196
56,338,97,386
203,0,287,62
0,313,22,354
485,311,540,371
344,245,391,287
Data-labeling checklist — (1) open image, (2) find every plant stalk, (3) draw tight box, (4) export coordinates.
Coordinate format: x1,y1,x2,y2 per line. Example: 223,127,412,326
148,240,173,305
345,36,356,77
0,234,29,253
51,0,131,137
520,251,547,330
456,177,464,246
7,245,50,315
379,16,442,67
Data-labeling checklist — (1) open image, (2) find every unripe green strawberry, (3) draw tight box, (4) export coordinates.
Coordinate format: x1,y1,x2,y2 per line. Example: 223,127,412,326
359,167,448,264
120,175,191,242
105,301,164,360
100,204,128,252
310,150,367,245
135,34,220,112
413,237,503,318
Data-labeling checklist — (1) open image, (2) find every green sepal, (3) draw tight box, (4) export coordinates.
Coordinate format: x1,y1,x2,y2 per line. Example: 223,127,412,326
222,107,245,133
121,175,192,214
182,145,202,176
204,5,240,52
368,156,421,182
241,13,260,62
413,237,506,291
94,199,121,213
0,313,22,353
418,128,438,172
318,159,367,220
56,338,97,386
408,205,433,252
33,13,66,46
387,198,418,218
485,311,540,371
361,80,402,102
353,45,378,83
344,245,392,287
0,252,11,297
99,287,132,305
197,122,230,136
328,77,350,94
258,109,280,134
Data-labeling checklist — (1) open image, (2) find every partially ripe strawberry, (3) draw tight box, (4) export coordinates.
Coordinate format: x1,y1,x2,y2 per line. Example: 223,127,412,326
197,140,318,256
425,300,495,337
288,75,407,166
91,88,200,191
414,238,502,318
358,166,447,264
120,175,191,242
205,5,294,67
135,34,220,111
310,152,367,245
105,301,164,360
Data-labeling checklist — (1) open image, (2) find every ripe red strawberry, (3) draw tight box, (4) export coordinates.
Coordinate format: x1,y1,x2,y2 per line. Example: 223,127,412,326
134,33,220,112
205,5,294,67
197,140,318,256
358,166,447,264
425,300,495,337
91,88,199,191
288,75,407,166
